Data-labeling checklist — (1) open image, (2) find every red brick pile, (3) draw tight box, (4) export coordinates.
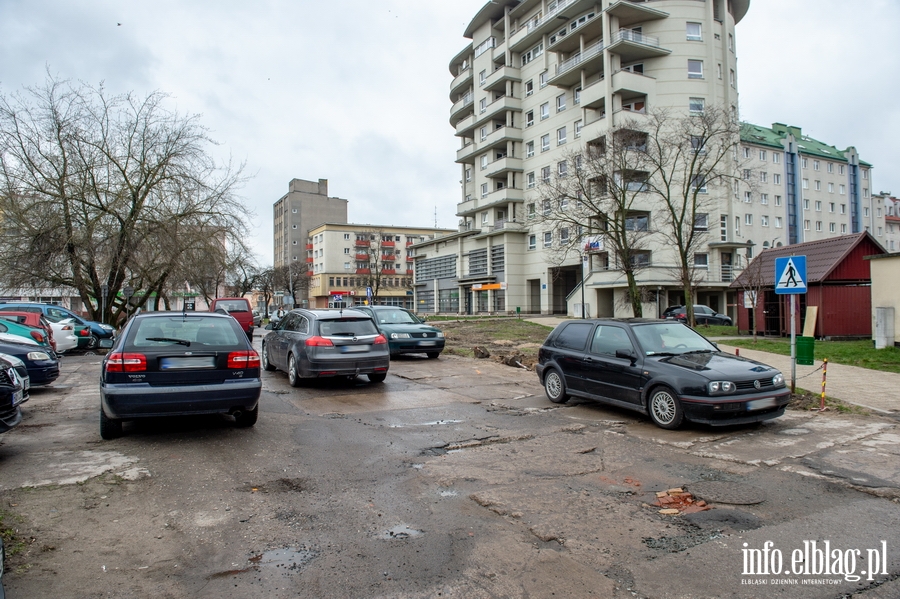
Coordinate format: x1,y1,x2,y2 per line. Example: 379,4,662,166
652,487,711,515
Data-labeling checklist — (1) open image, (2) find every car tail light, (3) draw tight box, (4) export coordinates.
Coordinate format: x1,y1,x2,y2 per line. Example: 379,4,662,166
106,352,147,372
78,328,90,336
227,350,260,369
373,334,387,345
305,336,334,347
29,330,45,343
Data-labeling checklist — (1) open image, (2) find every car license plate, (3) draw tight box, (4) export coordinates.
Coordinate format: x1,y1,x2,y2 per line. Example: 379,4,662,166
160,356,216,370
12,390,23,407
746,397,777,411
340,345,369,353
419,340,436,346
22,376,29,391
100,338,114,348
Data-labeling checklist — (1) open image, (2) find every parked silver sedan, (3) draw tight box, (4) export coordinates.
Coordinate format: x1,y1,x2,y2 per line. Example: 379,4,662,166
261,309,390,385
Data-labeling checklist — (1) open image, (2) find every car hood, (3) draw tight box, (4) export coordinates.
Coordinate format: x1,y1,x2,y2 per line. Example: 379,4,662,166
657,351,780,379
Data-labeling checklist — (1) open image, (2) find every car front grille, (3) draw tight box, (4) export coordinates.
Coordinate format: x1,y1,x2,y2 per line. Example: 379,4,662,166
411,332,437,339
734,378,775,391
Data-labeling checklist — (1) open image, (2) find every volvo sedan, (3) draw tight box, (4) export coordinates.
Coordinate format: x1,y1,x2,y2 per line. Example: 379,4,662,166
536,319,789,429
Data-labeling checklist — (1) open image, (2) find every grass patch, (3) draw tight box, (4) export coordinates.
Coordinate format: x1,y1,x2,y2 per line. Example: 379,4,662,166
692,324,738,337
723,338,900,374
0,509,26,557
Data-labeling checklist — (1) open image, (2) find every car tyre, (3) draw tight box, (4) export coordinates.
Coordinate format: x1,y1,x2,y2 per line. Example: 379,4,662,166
426,352,440,359
246,328,254,341
261,343,276,371
234,406,258,427
287,354,301,387
543,368,569,404
648,386,684,430
367,373,387,383
100,409,123,440
86,334,100,350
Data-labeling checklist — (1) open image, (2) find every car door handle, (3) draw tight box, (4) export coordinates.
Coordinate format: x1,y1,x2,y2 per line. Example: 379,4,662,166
583,357,593,362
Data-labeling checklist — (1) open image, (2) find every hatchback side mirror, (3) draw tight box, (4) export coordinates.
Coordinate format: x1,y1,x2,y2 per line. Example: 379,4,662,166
615,349,638,364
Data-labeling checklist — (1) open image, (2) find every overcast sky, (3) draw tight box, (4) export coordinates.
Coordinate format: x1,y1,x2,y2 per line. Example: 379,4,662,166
2,0,897,264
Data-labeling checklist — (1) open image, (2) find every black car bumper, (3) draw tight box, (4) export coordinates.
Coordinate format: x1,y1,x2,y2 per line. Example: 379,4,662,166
27,362,60,386
679,389,791,425
101,379,261,419
390,339,445,355
0,404,22,433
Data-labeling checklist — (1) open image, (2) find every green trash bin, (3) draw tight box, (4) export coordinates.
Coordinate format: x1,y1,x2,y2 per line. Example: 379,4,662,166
796,336,815,366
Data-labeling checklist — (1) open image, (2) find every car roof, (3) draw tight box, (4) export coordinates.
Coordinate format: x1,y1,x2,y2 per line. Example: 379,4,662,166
292,308,372,320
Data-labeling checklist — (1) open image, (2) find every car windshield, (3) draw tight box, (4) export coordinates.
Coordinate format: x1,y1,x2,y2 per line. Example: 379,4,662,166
318,318,378,337
631,322,717,356
373,310,419,325
130,317,240,347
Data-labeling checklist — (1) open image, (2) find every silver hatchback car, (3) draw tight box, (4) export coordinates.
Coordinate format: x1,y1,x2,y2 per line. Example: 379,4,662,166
261,309,390,385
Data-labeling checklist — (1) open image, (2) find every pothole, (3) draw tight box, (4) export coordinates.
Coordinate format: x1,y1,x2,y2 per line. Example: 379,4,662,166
255,547,317,571
238,478,310,493
379,525,424,540
686,480,767,505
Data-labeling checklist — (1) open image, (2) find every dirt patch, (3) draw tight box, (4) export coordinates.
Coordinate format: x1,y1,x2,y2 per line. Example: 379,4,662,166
788,390,871,415
437,318,552,369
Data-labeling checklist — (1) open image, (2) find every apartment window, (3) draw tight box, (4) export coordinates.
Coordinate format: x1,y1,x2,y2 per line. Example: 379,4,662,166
525,80,534,96
574,119,583,138
840,204,846,214
526,172,535,188
745,214,753,225
775,216,783,228
480,154,488,169
813,159,820,171
743,191,752,203
527,203,536,217
878,226,883,236
720,214,728,241
343,247,350,254
541,134,550,152
841,223,847,233
773,153,780,164
802,157,808,169
694,213,709,230
557,161,567,177
760,193,769,205
729,69,735,87
479,70,486,86
829,222,836,233
839,184,846,195
829,202,835,213
694,253,708,268
815,221,822,231
864,188,870,198
839,164,845,175
815,180,822,191
344,233,350,240
802,178,809,189
540,103,550,120
543,232,552,247
691,175,707,193
804,220,810,231
759,172,767,183
539,71,549,88
479,98,487,114
775,195,782,206
804,199,810,210
742,147,751,158
863,169,869,180
717,63,723,79
557,127,567,145
526,141,534,158
481,183,488,198
480,126,487,141
556,94,566,112
574,87,581,104
865,207,870,217
761,215,769,227
559,197,568,210
742,169,751,180
734,216,740,235
773,173,781,185
465,168,471,182
481,211,488,225
827,162,833,173
528,235,536,250
541,166,551,183
525,110,534,127
689,97,705,114
521,43,543,66
728,33,734,51
688,60,703,79
828,182,834,193
759,150,767,161
686,22,702,40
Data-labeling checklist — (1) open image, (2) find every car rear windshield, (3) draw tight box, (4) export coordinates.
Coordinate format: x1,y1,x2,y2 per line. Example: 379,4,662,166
317,318,378,337
216,300,250,312
129,317,242,347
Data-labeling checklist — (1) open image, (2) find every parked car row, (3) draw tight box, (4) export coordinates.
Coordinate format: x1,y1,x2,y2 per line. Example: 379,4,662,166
0,303,114,350
662,305,733,326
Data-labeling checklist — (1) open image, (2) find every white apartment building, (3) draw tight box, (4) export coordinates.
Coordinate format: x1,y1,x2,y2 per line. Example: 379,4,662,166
738,123,880,255
306,223,455,309
874,192,899,253
414,0,748,317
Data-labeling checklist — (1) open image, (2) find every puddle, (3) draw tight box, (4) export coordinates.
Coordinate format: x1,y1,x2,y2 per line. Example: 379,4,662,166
257,547,317,571
379,525,424,540
439,490,458,497
390,419,463,428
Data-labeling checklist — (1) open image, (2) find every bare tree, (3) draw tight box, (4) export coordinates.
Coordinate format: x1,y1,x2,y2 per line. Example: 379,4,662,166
255,267,277,317
273,262,310,308
533,123,658,317
641,106,743,327
0,74,249,323
350,228,410,303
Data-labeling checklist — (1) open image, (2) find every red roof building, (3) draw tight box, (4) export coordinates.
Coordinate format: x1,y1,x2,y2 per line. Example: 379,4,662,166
730,233,885,338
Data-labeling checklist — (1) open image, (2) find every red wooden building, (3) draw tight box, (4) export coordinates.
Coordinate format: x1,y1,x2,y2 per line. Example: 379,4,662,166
730,232,885,339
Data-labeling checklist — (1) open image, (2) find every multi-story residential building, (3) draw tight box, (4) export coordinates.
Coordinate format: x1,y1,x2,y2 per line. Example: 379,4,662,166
738,123,880,253
273,178,348,270
306,223,455,309
876,192,900,253
416,0,750,317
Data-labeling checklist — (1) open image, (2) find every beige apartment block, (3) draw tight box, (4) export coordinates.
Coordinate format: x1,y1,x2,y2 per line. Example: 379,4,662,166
415,0,749,317
273,178,348,270
306,223,454,309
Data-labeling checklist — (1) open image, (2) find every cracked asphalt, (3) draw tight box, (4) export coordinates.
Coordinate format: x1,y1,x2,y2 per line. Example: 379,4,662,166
0,349,898,598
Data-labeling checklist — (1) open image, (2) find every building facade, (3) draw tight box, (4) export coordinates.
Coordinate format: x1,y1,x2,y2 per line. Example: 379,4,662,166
306,223,455,309
273,178,348,269
875,192,899,252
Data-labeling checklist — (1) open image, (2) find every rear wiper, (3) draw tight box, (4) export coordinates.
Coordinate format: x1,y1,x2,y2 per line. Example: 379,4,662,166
146,337,192,346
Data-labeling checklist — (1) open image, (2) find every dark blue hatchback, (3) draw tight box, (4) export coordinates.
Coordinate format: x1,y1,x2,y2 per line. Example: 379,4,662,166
99,312,261,439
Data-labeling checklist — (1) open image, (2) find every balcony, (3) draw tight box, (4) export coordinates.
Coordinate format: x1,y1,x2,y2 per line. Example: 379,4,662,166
356,268,371,275
457,126,524,165
449,66,472,98
486,156,523,178
548,15,603,54
548,40,604,88
450,93,474,127
306,257,313,263
381,255,395,262
473,95,521,131
305,243,313,250
382,269,397,275
406,269,414,276
491,218,527,232
381,240,396,247
604,1,669,28
509,0,596,51
611,69,656,100
355,253,369,261
606,29,670,63
406,256,414,262
355,240,370,247
457,187,525,216
484,65,521,94
455,112,477,138
580,78,606,109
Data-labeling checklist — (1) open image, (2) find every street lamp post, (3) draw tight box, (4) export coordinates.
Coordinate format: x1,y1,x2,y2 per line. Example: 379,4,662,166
581,253,587,319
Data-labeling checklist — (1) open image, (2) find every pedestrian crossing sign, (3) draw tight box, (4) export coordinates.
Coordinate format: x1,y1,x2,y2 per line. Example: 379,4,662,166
774,255,807,294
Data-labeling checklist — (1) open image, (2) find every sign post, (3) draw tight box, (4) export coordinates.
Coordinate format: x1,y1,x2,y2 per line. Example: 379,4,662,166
774,256,807,392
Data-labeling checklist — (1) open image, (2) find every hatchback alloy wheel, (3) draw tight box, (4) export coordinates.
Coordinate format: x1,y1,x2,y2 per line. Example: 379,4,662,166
543,368,569,404
261,343,276,371
648,387,683,429
288,354,301,387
